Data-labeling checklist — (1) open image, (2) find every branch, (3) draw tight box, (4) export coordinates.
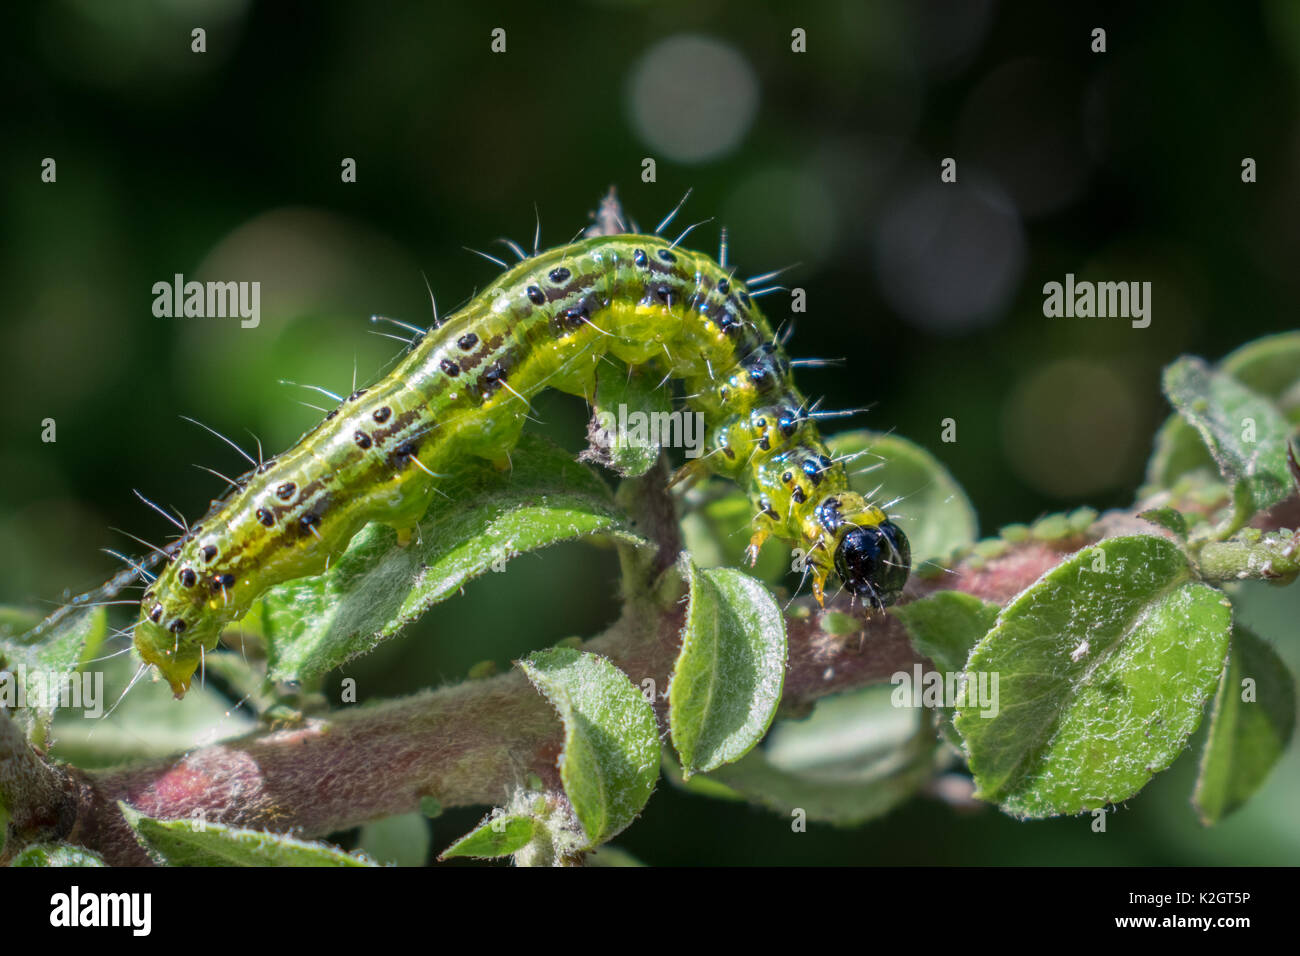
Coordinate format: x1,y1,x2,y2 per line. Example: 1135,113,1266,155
6,505,1090,865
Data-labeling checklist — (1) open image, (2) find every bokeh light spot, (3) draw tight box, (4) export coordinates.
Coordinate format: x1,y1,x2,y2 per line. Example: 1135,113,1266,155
1001,359,1141,499
873,177,1025,334
627,35,759,164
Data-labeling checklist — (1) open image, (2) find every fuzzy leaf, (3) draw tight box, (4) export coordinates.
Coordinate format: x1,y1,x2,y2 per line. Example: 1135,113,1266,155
891,591,1001,674
669,559,787,777
1162,356,1294,517
119,804,378,866
892,591,1002,747
1148,332,1300,490
439,813,540,860
956,535,1232,818
1193,626,1296,824
10,843,108,867
258,435,648,684
0,607,106,740
519,648,658,847
1137,506,1189,538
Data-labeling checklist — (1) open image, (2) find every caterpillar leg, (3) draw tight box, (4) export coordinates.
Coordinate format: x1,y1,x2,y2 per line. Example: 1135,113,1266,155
745,528,770,567
667,459,708,491
395,526,416,547
811,566,829,607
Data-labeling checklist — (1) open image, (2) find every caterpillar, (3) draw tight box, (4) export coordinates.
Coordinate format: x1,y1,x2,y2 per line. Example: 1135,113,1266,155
130,224,910,697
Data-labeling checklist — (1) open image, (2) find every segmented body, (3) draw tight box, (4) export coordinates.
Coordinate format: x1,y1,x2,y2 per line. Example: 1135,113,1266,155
134,234,908,696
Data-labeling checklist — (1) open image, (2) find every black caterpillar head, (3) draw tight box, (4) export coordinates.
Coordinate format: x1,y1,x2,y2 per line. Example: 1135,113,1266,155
833,520,911,608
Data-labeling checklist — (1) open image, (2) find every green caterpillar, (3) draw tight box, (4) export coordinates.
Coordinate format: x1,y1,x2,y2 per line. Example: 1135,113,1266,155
133,231,910,697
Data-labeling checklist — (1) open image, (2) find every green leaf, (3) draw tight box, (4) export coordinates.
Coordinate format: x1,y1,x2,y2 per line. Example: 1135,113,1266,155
679,482,793,584
1193,626,1296,824
704,686,939,825
10,843,108,867
1148,332,1300,490
119,804,378,866
1137,506,1189,538
669,559,787,777
1162,356,1294,519
892,591,1002,748
891,591,1001,675
518,648,659,847
259,435,648,684
439,813,541,860
580,361,675,478
357,812,431,866
0,607,107,740
956,535,1233,818
48,653,257,768
660,748,748,801
827,430,977,565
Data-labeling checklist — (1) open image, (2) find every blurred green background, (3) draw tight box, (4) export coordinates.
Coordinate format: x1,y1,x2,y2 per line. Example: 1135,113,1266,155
3,0,1298,864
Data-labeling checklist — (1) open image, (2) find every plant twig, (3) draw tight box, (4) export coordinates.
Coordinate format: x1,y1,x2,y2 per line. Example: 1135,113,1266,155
0,514,1093,865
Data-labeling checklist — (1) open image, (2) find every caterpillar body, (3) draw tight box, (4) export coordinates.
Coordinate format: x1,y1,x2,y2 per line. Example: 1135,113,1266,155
133,232,910,697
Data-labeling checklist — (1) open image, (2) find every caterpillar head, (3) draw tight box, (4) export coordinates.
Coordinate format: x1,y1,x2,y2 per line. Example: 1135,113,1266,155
816,492,910,608
134,567,222,698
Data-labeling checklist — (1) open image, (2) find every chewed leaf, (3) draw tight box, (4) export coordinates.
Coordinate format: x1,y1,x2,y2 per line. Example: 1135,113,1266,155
440,813,541,860
581,360,675,478
9,843,108,867
956,535,1232,818
827,431,977,565
119,804,378,866
519,648,659,848
1162,357,1294,518
1193,627,1296,825
259,435,649,684
0,607,106,741
1148,332,1300,490
669,559,787,777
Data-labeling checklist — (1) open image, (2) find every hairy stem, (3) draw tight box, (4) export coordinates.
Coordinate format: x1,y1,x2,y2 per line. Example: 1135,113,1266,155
7,525,1077,865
